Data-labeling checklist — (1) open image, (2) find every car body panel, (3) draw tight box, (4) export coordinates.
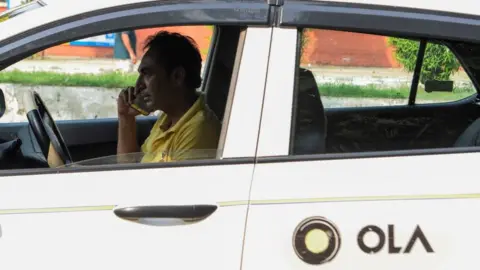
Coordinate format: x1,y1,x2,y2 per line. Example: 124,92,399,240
285,0,480,17
255,28,297,157
0,163,253,269
0,0,156,39
244,152,480,269
221,27,274,158
244,1,480,269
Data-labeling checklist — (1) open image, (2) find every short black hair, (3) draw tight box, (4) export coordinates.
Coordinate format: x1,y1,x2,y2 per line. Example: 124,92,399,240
144,31,202,90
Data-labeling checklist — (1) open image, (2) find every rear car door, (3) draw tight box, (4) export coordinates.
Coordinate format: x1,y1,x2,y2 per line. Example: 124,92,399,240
0,1,272,269
243,1,480,269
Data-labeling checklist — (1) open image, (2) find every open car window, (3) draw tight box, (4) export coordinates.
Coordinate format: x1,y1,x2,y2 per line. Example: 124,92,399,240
0,26,215,123
0,23,249,172
58,149,220,167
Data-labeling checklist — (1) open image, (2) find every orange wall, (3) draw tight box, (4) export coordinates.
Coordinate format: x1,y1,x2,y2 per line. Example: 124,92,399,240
302,29,400,67
135,26,213,60
43,26,214,61
45,44,113,58
42,26,400,68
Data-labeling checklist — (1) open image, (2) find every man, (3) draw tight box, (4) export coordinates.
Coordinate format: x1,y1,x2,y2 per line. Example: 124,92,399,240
114,30,137,72
117,31,221,163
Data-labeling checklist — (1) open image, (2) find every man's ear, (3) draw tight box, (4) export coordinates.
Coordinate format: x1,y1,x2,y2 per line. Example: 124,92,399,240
170,67,186,87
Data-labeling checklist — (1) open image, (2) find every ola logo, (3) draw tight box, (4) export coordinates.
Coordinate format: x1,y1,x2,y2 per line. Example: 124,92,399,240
293,216,341,265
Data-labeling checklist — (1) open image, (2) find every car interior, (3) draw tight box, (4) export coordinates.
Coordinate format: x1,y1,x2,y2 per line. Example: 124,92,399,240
0,25,245,170
291,38,480,155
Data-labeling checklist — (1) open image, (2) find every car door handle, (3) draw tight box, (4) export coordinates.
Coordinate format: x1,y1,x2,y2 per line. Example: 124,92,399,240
113,205,218,222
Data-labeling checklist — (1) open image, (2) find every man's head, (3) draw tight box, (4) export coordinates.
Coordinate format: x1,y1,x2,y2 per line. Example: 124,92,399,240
135,31,202,114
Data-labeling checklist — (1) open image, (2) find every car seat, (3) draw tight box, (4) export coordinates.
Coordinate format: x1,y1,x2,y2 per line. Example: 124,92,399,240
291,68,327,155
454,118,480,147
204,61,232,122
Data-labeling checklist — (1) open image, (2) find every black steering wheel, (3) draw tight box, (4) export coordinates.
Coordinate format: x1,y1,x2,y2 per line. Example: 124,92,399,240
23,90,73,167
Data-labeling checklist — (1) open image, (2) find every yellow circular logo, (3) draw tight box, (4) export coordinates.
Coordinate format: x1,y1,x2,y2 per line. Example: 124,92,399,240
293,216,341,265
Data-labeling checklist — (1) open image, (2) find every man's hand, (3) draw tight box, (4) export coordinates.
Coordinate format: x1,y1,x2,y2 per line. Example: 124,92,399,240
117,87,140,118
130,53,137,65
117,86,140,158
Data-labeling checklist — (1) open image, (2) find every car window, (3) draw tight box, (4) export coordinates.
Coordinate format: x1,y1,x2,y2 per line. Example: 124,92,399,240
290,28,480,156
0,24,247,171
414,42,476,104
299,30,413,108
58,149,220,167
298,29,477,109
0,26,214,123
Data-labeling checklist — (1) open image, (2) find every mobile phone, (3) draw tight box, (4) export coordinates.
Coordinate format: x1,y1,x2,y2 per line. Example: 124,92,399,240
129,90,151,116
130,102,149,116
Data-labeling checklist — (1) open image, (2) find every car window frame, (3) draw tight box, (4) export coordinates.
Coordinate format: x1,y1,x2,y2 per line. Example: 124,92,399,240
252,0,480,163
0,25,219,125
297,29,480,108
279,0,480,43
0,0,270,70
280,0,480,108
0,0,273,176
406,39,479,106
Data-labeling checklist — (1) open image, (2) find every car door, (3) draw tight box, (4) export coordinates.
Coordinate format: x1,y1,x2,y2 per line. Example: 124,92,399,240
322,36,480,153
0,117,158,162
0,1,272,269
243,2,480,270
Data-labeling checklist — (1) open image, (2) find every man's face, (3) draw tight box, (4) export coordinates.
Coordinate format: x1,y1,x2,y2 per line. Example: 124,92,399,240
135,50,179,112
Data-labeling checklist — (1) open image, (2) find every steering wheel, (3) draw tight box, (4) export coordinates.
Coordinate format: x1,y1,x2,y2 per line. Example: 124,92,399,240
23,90,73,168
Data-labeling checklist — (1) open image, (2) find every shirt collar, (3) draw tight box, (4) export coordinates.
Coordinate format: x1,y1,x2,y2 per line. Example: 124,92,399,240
159,95,205,133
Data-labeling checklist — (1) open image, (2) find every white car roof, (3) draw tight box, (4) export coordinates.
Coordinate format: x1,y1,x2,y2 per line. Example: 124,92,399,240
316,0,480,15
0,0,156,41
0,0,479,42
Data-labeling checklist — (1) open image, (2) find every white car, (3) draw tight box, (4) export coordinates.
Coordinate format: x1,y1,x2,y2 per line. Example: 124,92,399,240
1,0,480,269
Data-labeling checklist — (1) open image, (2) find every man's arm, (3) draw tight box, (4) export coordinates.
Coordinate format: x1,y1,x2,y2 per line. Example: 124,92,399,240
121,32,137,64
117,88,140,162
117,115,139,154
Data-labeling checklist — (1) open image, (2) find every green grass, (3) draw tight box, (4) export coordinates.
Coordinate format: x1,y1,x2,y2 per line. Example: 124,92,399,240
0,70,137,88
319,83,476,101
0,70,476,101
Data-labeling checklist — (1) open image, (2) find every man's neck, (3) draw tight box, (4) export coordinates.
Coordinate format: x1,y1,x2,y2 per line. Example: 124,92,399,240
166,94,198,127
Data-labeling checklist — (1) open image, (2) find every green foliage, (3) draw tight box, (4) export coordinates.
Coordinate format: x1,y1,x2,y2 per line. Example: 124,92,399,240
318,83,474,101
388,38,461,84
0,70,138,88
200,25,215,59
300,29,311,63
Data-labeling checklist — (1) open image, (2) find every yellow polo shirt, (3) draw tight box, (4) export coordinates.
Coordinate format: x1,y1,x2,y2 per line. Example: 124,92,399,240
140,96,221,163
